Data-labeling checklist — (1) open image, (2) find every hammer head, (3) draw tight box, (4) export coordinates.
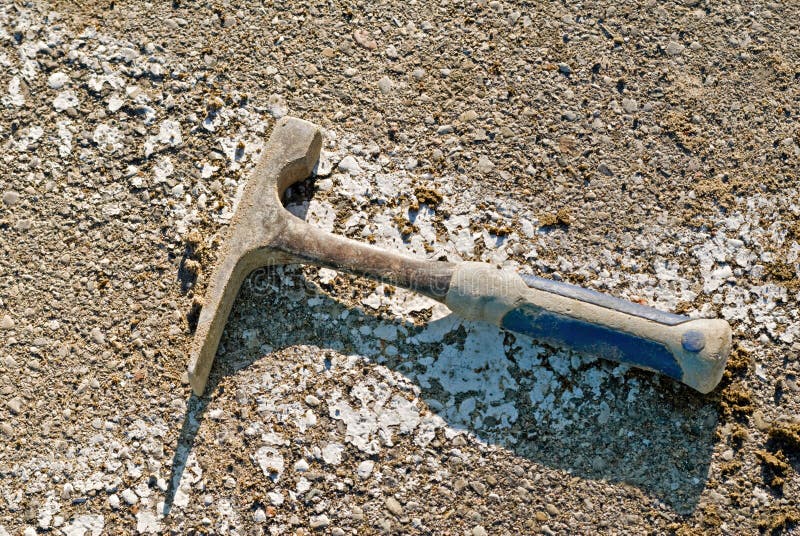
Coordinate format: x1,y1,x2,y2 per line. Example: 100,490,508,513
187,116,322,395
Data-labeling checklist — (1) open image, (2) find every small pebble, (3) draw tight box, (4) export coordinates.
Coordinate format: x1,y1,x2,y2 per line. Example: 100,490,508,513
385,496,403,516
222,14,236,27
47,72,70,90
90,327,105,345
378,76,393,95
665,41,685,56
0,315,14,329
2,191,20,206
294,459,310,472
322,443,344,465
598,163,614,176
121,488,138,505
356,460,374,479
309,514,330,529
621,98,638,113
753,410,771,431
353,29,377,50
472,526,488,536
6,397,23,415
469,481,486,496
476,156,495,173
460,110,478,122
267,94,288,119
338,156,362,175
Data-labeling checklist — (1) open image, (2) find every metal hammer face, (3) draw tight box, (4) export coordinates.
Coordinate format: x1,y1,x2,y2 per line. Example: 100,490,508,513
187,116,731,397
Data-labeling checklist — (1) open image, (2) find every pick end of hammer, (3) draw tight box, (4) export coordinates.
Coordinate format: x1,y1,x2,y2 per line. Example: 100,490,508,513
187,348,212,396
186,251,253,396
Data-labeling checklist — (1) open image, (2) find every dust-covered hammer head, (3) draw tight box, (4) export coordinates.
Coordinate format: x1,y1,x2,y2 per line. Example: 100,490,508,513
186,116,322,396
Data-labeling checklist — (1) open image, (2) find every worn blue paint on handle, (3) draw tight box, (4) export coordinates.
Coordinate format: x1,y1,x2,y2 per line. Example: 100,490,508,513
502,304,683,380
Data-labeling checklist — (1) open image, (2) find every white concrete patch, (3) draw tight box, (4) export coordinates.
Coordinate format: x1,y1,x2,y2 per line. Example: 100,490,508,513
254,447,285,482
61,515,104,536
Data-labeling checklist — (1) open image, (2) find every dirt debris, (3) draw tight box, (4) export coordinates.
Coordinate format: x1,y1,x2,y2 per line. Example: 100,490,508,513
757,508,800,536
538,208,573,228
413,185,443,208
755,449,792,489
767,423,800,457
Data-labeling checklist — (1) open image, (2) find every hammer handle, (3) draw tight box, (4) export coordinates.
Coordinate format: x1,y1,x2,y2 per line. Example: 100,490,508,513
276,216,455,300
444,263,731,393
280,220,731,393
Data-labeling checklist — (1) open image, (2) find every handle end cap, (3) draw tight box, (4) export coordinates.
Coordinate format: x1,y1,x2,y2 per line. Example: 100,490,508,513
676,319,732,394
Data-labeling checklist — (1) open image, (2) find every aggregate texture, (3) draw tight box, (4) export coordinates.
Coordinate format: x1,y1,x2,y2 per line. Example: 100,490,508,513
1,0,799,534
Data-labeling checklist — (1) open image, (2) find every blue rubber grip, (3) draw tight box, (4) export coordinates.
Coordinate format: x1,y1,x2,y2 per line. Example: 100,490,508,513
501,303,683,380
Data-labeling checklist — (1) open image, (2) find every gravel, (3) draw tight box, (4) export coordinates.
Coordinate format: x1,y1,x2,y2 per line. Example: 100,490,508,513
1,0,799,534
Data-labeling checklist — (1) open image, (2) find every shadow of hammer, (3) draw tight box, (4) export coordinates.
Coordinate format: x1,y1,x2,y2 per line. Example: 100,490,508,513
187,117,732,396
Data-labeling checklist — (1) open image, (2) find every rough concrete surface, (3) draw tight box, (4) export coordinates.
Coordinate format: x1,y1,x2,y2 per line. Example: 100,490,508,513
1,0,799,534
